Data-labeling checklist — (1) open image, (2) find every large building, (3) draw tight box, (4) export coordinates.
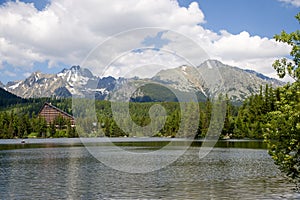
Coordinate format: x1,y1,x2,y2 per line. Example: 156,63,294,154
39,102,75,125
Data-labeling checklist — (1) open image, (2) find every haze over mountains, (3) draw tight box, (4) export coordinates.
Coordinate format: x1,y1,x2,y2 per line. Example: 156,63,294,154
1,60,284,102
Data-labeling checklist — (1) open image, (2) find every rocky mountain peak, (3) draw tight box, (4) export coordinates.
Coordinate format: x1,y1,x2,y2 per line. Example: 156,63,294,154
71,65,81,71
152,60,284,102
29,71,42,79
2,60,285,102
58,65,94,80
4,65,99,98
200,59,230,69
23,71,45,86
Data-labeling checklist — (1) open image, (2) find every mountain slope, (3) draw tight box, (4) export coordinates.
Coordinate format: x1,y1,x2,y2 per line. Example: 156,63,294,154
2,60,284,102
151,60,284,102
5,66,99,99
0,87,26,107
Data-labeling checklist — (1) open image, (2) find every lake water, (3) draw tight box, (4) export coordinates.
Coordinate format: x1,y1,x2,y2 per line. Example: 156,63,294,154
0,138,299,199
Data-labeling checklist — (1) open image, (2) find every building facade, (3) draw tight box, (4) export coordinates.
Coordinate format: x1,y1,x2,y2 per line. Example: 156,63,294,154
39,102,75,125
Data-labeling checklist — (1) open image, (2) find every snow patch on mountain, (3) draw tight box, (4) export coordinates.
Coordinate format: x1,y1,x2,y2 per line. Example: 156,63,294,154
8,81,21,90
3,60,284,102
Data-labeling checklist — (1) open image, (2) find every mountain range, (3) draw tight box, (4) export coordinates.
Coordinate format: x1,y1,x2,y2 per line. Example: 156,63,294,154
1,60,284,102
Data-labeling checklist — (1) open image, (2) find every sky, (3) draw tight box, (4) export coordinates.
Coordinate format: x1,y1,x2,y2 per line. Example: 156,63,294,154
0,0,299,84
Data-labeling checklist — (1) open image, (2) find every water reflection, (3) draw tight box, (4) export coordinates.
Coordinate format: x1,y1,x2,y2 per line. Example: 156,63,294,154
0,139,299,199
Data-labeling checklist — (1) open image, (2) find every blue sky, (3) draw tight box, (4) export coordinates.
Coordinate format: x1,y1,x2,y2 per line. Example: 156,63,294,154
0,0,298,84
178,0,299,38
0,0,50,10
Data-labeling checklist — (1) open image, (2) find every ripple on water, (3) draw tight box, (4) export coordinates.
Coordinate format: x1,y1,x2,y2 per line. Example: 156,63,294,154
0,140,299,199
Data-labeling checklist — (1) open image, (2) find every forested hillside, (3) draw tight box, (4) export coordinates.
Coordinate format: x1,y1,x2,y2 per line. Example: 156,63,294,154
0,96,237,139
0,81,286,141
0,88,27,107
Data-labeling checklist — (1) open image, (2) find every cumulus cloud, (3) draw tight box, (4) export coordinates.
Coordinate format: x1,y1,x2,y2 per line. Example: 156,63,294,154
212,31,289,59
207,31,291,81
102,49,185,78
0,0,205,68
278,0,300,7
0,0,291,81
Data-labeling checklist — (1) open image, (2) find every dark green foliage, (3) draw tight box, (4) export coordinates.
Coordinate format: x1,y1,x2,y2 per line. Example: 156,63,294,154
232,84,277,139
0,97,76,139
0,110,77,139
0,94,241,139
272,12,300,81
264,83,300,183
108,97,237,139
222,95,236,137
1,85,280,141
0,88,27,107
130,83,178,102
130,83,206,102
264,12,300,187
95,101,183,137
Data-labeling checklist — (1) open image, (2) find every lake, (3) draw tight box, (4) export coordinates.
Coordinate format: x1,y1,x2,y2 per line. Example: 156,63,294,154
0,138,299,199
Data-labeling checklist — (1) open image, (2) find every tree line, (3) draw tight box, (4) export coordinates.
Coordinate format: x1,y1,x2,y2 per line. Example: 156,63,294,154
0,110,77,139
0,98,76,139
0,96,240,139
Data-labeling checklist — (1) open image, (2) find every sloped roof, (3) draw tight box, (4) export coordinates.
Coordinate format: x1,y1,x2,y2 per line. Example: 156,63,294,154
38,102,74,119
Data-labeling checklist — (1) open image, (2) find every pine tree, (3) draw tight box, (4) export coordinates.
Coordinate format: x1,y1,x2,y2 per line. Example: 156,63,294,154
264,12,300,187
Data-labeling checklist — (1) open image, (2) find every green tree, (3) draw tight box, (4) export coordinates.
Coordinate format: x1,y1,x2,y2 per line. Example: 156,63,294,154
264,83,300,184
272,13,300,81
53,115,67,130
49,122,56,138
264,12,300,188
221,95,235,138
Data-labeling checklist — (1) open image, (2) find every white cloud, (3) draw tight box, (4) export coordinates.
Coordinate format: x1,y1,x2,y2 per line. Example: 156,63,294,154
0,0,292,81
0,0,205,68
212,31,290,59
102,49,187,78
278,0,300,7
207,31,291,79
4,70,17,77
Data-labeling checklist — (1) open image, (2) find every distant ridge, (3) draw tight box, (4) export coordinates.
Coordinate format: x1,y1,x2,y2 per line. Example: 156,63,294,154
151,60,284,102
244,69,283,85
0,87,27,108
1,60,285,103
